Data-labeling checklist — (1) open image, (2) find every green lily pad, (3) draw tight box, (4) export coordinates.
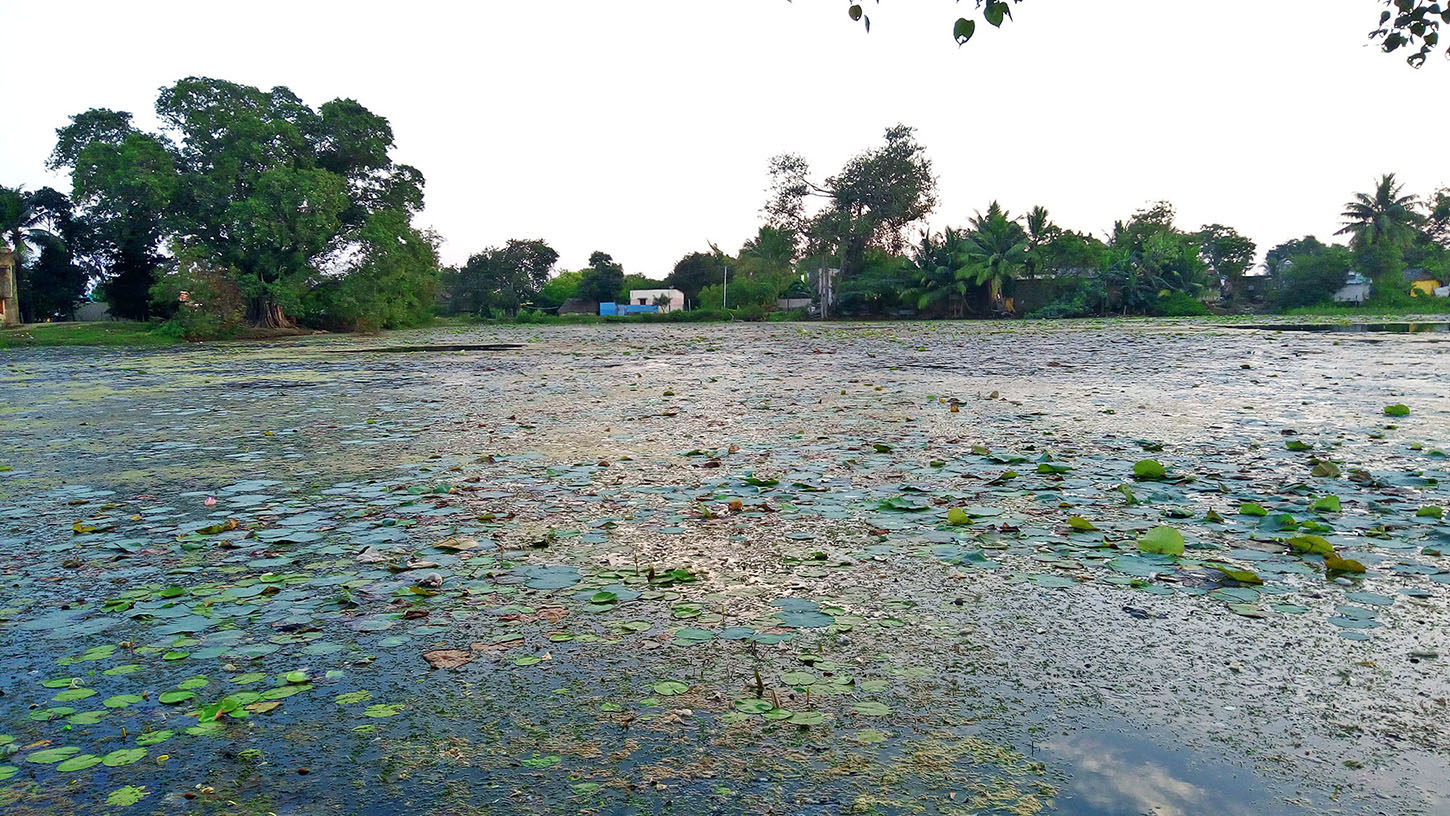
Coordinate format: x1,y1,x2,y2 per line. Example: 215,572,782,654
1137,526,1185,556
734,698,775,714
56,753,104,772
105,785,149,806
363,704,404,718
102,748,147,767
26,746,81,764
1133,459,1167,480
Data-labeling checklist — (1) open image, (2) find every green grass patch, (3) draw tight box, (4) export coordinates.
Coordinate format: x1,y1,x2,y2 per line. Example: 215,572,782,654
0,322,180,349
1280,303,1450,318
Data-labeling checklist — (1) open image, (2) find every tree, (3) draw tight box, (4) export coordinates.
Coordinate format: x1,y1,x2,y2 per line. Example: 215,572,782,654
739,225,797,270
0,186,90,321
0,186,43,270
1103,202,1208,312
1034,229,1107,278
49,109,177,320
536,270,582,311
578,251,625,303
1265,235,1327,276
1336,173,1422,251
1428,187,1450,247
1368,0,1450,66
732,226,801,303
824,1,1448,66
446,238,559,315
1270,244,1355,310
835,250,911,316
666,252,720,306
1021,205,1058,279
764,125,937,280
962,201,1027,312
907,228,975,316
1196,224,1257,297
305,211,439,331
52,78,431,330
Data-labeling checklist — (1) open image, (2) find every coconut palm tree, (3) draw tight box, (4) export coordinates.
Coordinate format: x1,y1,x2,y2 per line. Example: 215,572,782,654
1336,173,1422,250
1021,205,1058,279
0,186,72,265
963,201,1027,312
907,228,973,316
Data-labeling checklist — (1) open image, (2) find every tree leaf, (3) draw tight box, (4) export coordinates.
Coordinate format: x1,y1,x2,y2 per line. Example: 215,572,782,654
985,1,1007,28
953,17,977,45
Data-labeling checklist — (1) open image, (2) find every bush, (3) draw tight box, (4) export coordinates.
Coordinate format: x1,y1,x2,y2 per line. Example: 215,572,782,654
149,253,246,340
1270,246,1355,311
1150,291,1211,317
767,308,809,322
1026,278,1106,319
698,278,777,312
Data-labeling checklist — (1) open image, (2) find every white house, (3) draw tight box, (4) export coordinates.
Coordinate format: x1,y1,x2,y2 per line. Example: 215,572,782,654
1333,271,1372,304
627,288,685,313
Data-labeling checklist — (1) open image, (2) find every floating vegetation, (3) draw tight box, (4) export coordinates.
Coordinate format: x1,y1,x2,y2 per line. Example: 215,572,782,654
0,321,1445,814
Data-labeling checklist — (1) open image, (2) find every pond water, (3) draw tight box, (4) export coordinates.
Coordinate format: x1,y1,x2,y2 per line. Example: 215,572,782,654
1229,321,1450,333
0,320,1446,815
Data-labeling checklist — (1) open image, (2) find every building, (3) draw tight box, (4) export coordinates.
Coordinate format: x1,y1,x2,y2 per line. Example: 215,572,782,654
1333,271,1372,304
0,248,18,328
75,302,113,321
626,288,685,313
1404,268,1445,298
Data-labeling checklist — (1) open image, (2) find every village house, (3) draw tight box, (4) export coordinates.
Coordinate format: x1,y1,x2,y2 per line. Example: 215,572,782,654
1403,267,1445,298
1333,270,1373,304
625,288,685,313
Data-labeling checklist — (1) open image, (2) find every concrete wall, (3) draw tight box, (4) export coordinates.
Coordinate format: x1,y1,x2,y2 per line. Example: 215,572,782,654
627,289,685,313
1334,283,1372,303
0,248,18,328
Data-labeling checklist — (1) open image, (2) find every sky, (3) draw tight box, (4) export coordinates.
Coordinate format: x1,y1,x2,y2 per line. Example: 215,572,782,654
2,0,1447,276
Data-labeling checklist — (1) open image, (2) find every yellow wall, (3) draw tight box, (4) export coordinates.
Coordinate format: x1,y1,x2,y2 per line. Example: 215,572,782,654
1411,279,1441,297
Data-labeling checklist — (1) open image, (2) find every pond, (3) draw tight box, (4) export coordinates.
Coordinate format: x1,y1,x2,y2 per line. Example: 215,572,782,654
0,320,1446,815
1228,321,1450,333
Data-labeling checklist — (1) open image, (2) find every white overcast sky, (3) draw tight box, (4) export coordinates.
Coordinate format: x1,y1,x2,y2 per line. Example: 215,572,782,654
2,1,1447,275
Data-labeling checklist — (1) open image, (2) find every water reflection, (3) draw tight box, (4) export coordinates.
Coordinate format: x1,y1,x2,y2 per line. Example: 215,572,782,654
1045,728,1314,816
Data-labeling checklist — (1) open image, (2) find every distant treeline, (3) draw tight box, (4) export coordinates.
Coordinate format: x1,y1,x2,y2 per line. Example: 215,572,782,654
4,84,1447,337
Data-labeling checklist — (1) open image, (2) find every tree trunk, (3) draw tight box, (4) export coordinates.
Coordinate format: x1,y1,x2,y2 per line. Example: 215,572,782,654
247,296,292,329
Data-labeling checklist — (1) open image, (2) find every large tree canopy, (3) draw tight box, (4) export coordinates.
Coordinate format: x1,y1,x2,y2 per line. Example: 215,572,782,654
822,1,1447,66
444,238,560,315
49,108,176,319
578,251,626,304
49,77,432,329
